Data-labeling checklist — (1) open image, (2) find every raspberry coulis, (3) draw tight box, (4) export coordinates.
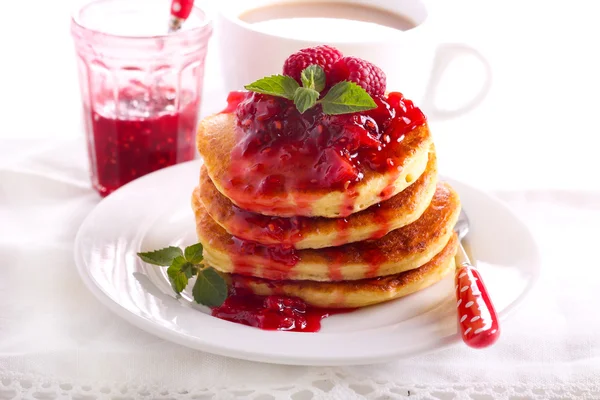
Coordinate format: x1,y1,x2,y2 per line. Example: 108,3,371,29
211,286,353,332
228,237,300,281
220,196,392,248
222,90,426,214
324,241,387,281
224,204,307,245
224,235,388,282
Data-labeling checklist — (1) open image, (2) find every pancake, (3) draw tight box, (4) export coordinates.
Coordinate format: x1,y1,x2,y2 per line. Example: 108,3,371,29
225,234,458,308
193,182,461,281
196,112,432,218
197,148,438,249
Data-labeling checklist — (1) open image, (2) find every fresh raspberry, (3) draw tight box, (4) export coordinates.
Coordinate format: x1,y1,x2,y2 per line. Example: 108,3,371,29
283,45,343,84
329,56,387,96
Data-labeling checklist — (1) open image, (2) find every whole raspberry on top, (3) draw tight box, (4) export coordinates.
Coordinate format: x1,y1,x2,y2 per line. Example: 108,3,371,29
283,45,343,85
330,56,387,96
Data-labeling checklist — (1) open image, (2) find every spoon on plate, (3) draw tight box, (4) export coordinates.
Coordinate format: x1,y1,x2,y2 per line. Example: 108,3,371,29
454,210,500,348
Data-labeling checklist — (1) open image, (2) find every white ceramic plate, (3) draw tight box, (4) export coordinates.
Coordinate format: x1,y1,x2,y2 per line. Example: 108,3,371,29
75,160,540,366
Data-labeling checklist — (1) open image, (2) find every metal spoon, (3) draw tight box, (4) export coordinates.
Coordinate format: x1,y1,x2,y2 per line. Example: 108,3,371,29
453,210,501,348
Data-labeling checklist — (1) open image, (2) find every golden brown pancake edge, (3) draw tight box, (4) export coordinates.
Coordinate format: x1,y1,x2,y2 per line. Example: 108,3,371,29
224,234,458,308
196,112,433,218
197,148,438,249
193,182,461,281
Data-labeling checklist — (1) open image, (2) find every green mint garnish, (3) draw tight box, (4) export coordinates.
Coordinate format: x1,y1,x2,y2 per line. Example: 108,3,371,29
167,256,192,294
244,75,299,100
137,243,227,307
320,81,378,115
301,65,326,92
184,242,204,264
138,246,183,266
293,87,320,113
192,267,228,307
244,65,377,115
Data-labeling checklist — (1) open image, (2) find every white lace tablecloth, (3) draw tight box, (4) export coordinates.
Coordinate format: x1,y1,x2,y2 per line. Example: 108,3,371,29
2,0,600,399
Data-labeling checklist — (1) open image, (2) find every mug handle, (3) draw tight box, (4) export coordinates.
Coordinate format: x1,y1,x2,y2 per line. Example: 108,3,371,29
420,43,492,121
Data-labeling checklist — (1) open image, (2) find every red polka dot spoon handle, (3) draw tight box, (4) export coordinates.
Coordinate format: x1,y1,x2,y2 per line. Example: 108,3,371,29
169,0,194,32
454,211,500,349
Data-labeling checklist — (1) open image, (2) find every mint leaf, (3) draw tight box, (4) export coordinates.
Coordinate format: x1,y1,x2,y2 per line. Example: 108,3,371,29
181,262,198,279
293,87,320,113
167,256,193,294
245,75,299,100
184,243,204,264
301,65,326,92
138,246,183,266
192,267,227,307
167,266,188,294
320,81,377,115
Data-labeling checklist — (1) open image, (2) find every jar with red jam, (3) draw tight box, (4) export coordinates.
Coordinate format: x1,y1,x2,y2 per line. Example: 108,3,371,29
71,0,212,196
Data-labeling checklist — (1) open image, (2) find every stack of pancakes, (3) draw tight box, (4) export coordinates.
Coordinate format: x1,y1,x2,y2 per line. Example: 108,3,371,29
193,112,461,308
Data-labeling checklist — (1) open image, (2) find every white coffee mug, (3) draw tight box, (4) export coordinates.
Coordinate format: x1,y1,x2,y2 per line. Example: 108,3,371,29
215,0,491,121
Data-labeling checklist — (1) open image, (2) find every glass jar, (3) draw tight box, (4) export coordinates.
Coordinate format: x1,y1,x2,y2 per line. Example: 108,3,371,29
71,0,212,196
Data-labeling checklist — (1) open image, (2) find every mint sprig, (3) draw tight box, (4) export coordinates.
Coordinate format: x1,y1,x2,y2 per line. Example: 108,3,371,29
167,256,192,294
301,65,326,92
320,81,378,115
138,243,227,307
244,75,299,100
293,87,320,113
138,246,182,266
244,65,376,115
184,242,204,264
192,267,228,307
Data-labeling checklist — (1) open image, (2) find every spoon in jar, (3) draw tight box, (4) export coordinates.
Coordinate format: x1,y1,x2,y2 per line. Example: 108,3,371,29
169,0,194,32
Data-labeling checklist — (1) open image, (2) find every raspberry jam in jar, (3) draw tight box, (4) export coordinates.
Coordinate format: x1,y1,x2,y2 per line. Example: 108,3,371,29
71,0,213,196
84,87,199,196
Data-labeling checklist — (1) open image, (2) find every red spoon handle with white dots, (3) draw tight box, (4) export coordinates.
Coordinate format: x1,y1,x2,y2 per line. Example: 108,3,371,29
169,0,194,31
455,263,500,348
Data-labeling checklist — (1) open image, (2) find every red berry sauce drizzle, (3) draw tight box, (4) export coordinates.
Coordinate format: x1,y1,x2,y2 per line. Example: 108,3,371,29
225,233,389,282
228,237,300,281
85,86,199,196
221,91,426,216
211,286,354,332
219,195,393,247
